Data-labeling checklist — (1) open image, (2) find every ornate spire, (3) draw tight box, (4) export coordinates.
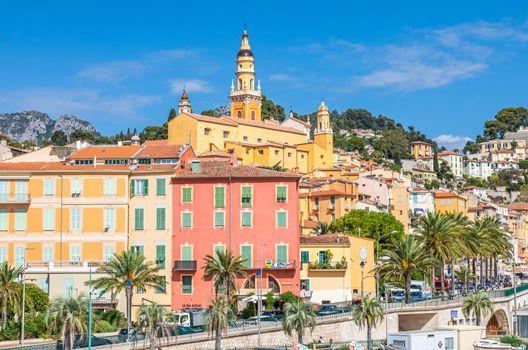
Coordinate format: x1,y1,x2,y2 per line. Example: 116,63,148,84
178,88,192,114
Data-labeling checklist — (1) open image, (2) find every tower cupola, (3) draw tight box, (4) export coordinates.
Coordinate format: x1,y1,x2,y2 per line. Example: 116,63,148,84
178,88,192,114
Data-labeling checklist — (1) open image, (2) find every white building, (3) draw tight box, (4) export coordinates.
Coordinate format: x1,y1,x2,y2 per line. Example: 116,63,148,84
491,149,516,162
493,161,519,172
438,152,463,178
464,160,493,180
409,190,435,215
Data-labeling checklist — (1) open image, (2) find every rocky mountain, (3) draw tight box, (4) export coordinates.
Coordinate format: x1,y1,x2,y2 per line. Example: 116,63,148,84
0,110,99,143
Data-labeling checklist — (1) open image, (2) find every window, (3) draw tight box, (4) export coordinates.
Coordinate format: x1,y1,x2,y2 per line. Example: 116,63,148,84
276,185,287,203
134,208,144,230
223,131,229,138
15,247,24,267
301,154,305,159
392,340,406,347
300,279,310,291
137,286,145,294
43,246,53,262
104,246,115,261
182,276,193,294
241,186,252,208
288,152,292,158
131,245,144,256
214,211,225,228
300,251,309,263
104,178,116,195
44,178,55,196
181,212,192,228
15,180,27,201
319,250,328,265
237,111,242,118
181,187,192,203
276,245,288,263
276,211,287,228
155,276,166,294
156,207,166,230
274,150,279,155
156,178,166,196
70,246,81,261
204,128,210,135
181,245,192,261
0,180,7,201
258,150,264,155
214,186,225,208
64,277,74,298
445,337,454,350
70,208,82,230
0,209,7,231
243,136,248,141
156,245,166,268
245,148,250,155
251,111,256,120
71,178,82,195
0,247,6,263
104,208,115,231
39,277,49,292
257,138,262,143
43,208,55,231
241,245,252,268
131,179,148,196
241,211,252,227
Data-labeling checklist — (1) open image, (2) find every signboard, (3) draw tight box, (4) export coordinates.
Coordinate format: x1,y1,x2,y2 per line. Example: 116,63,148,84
451,309,458,319
264,259,273,268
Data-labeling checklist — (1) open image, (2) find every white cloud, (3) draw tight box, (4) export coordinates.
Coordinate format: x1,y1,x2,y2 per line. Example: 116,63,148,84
169,79,213,94
434,134,472,150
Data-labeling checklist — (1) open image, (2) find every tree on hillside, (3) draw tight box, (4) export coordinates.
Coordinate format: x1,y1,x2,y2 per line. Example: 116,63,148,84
437,161,454,185
463,141,480,155
483,107,528,140
261,95,285,121
167,108,177,122
140,125,168,141
335,135,366,152
329,210,404,253
201,109,222,117
373,129,409,161
70,129,95,142
51,130,68,146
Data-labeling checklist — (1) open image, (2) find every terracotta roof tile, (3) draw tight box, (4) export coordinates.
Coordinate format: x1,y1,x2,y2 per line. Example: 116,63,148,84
227,116,306,135
135,144,185,159
302,220,319,229
438,152,461,156
68,146,141,159
175,160,299,178
186,113,238,126
0,162,131,172
198,150,233,158
300,234,350,245
410,141,433,145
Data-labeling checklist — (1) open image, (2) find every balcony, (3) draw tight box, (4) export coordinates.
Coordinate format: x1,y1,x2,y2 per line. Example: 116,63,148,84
328,203,335,210
0,193,31,204
173,260,197,271
308,260,348,272
300,290,313,298
25,260,105,273
242,260,296,271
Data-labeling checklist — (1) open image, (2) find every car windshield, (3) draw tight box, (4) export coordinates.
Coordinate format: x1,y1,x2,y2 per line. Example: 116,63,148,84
392,290,404,296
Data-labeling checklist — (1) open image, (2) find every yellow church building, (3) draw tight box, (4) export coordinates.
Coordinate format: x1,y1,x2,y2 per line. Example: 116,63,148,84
167,29,334,173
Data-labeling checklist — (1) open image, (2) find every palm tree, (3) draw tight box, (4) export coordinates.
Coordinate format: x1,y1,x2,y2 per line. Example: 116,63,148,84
462,292,493,326
0,261,25,330
377,236,433,303
204,296,234,350
90,251,165,336
137,303,169,350
415,211,460,294
480,217,512,283
455,267,474,295
446,212,470,295
352,297,384,350
312,221,332,234
203,250,247,303
46,294,89,350
281,299,316,344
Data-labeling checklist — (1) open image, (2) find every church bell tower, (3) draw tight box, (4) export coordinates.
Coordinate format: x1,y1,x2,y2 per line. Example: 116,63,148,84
229,28,262,121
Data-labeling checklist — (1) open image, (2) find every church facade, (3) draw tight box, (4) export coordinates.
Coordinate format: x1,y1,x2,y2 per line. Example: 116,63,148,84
167,30,333,173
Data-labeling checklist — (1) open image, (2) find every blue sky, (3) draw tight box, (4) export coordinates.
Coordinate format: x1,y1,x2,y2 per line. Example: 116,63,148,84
1,1,528,149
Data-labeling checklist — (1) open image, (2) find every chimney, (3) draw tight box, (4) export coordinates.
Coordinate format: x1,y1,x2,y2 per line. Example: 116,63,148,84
93,155,97,168
117,140,123,147
229,152,237,167
75,140,81,149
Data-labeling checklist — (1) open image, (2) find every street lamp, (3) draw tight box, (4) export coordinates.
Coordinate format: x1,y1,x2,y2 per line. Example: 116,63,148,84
375,231,397,299
20,247,35,345
360,261,365,299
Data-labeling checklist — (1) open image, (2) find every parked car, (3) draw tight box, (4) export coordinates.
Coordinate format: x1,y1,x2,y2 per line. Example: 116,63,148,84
117,328,145,342
243,315,280,327
261,309,284,319
316,304,349,316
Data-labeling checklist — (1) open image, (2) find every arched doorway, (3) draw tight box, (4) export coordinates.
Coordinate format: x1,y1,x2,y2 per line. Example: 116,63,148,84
486,309,509,337
268,275,281,293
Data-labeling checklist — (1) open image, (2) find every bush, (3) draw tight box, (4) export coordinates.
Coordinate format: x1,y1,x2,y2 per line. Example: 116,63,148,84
24,313,48,339
94,320,116,333
277,291,299,308
265,292,275,310
240,302,256,319
0,321,20,341
98,309,126,327
500,335,524,347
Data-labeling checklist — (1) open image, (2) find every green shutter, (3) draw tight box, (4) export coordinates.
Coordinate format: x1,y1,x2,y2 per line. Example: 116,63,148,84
182,276,192,294
155,276,166,293
182,212,192,228
241,245,252,268
277,186,287,202
277,245,287,263
301,251,309,263
214,211,225,227
182,187,192,202
181,246,192,260
156,245,166,268
214,187,225,208
156,178,166,196
277,212,287,227
241,212,252,227
130,180,135,196
134,208,144,230
156,208,166,230
241,186,252,208
143,179,149,195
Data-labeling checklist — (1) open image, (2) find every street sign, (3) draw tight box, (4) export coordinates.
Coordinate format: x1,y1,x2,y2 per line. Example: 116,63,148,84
256,270,261,276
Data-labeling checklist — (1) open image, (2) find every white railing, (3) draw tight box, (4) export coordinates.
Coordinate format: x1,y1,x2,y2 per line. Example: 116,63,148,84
25,260,106,271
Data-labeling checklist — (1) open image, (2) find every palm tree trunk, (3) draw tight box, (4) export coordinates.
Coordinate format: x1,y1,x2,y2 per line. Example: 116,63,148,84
450,259,455,296
440,259,446,295
405,274,411,304
367,326,372,350
472,258,477,290
1,296,6,330
215,328,221,350
479,256,484,287
484,258,488,285
431,267,435,295
494,254,498,283
298,330,303,345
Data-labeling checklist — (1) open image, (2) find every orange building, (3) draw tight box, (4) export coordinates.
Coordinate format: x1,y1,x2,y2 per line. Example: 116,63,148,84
410,141,433,160
434,192,468,214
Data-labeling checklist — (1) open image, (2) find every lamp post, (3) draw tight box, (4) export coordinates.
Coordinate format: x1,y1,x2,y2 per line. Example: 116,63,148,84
126,280,133,342
375,231,397,299
360,261,365,299
512,226,518,336
20,247,35,345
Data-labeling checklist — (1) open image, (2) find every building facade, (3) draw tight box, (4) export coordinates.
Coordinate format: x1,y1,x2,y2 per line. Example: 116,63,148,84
410,141,433,160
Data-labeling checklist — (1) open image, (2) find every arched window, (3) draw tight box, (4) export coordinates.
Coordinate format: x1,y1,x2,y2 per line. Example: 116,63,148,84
237,111,242,118
243,275,256,289
250,79,254,89
238,79,242,90
268,275,280,293
251,111,256,120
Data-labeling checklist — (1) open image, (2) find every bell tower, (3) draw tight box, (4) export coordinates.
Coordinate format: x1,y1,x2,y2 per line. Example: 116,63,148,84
229,28,262,121
314,101,334,163
178,88,192,114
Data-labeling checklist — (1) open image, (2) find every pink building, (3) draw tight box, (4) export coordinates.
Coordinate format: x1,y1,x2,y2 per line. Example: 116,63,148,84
171,159,300,310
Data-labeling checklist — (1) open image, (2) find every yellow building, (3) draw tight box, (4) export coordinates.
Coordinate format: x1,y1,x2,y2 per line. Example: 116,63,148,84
299,234,375,304
434,192,468,214
410,141,433,160
167,30,334,173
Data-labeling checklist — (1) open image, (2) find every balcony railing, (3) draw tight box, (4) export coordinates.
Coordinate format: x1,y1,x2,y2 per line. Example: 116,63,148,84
308,260,348,271
0,193,31,203
300,290,313,298
242,260,296,270
173,260,197,271
25,260,106,271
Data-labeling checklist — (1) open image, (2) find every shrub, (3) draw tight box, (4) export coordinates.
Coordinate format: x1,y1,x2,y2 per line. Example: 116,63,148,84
240,302,256,319
265,292,275,310
98,309,126,327
94,320,116,333
500,335,524,347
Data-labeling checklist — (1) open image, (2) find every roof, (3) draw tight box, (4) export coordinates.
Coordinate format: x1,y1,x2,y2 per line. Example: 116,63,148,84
287,116,310,127
143,140,168,146
135,144,185,159
68,145,141,160
300,234,350,245
304,189,353,198
174,160,299,178
231,117,306,135
410,141,432,145
438,152,461,156
505,203,528,212
0,162,131,172
435,192,465,199
494,149,514,153
302,220,319,229
412,168,436,173
198,150,233,158
184,113,238,127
